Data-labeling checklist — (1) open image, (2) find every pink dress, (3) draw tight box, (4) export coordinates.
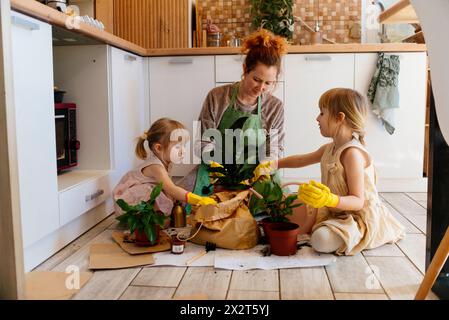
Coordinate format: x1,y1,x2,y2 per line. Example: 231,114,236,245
113,151,174,216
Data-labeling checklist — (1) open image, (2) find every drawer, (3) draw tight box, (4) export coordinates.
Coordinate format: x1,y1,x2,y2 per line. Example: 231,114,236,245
59,174,112,226
215,55,285,83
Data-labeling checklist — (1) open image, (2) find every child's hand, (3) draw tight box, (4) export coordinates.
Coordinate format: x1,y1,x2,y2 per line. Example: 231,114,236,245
298,180,339,208
186,192,217,206
252,160,277,181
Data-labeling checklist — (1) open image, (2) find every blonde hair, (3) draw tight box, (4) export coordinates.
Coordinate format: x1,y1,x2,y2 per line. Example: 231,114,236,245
135,118,187,160
241,28,288,79
319,88,368,145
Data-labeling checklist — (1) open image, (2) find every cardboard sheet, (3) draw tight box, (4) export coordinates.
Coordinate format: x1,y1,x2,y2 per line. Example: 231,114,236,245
89,243,155,270
25,271,92,300
214,245,336,270
112,230,171,255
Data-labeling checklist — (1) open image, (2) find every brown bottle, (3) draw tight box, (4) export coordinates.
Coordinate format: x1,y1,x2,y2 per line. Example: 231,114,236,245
171,201,186,228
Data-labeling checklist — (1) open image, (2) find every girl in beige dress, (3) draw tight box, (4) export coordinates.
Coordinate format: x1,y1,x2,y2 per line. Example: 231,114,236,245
256,88,405,255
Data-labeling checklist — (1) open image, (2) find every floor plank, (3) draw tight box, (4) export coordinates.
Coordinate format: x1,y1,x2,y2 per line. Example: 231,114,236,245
72,268,141,300
229,270,279,292
396,233,426,274
406,193,427,201
334,293,389,300
381,193,426,215
52,229,114,272
34,214,116,271
362,243,404,257
382,201,422,234
381,194,427,234
364,256,437,300
280,267,334,300
132,267,186,287
119,286,175,300
227,290,279,300
174,267,231,300
325,255,384,294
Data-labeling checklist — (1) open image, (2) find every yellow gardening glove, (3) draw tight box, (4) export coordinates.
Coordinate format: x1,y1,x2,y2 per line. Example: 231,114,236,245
252,160,277,182
298,180,339,209
186,192,217,206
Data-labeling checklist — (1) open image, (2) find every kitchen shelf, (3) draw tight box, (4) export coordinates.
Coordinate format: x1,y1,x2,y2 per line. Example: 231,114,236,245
379,0,419,24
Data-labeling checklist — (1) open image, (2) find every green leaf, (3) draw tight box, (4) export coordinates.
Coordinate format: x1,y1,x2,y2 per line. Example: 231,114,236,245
144,225,157,245
116,199,132,212
149,182,163,203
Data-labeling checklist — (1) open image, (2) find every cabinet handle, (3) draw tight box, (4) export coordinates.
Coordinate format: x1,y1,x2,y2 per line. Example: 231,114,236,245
124,54,137,61
85,189,104,202
168,57,193,65
304,55,332,61
11,16,40,31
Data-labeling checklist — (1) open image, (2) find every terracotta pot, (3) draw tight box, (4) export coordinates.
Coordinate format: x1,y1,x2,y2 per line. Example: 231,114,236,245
269,222,300,256
260,217,282,241
134,225,160,247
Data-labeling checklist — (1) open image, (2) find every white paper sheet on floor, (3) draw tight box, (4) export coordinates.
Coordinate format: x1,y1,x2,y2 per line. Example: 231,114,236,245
214,245,336,271
150,242,336,270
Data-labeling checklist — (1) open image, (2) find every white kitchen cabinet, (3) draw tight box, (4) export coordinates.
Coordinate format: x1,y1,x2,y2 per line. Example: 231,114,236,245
109,47,148,184
149,56,215,176
354,52,427,191
10,11,60,248
215,55,285,82
284,53,355,179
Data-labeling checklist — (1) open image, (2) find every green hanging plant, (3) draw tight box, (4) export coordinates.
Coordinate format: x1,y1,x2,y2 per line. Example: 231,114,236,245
251,0,295,40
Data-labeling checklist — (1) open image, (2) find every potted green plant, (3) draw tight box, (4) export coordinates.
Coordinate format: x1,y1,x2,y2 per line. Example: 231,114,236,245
206,160,257,192
251,0,294,40
115,182,168,246
249,177,302,256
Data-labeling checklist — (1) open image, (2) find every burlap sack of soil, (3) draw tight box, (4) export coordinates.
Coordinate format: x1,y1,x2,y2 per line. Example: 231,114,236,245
189,190,259,249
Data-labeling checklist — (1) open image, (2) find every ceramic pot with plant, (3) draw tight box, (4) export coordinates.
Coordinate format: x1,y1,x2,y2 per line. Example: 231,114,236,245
115,182,168,247
249,177,301,255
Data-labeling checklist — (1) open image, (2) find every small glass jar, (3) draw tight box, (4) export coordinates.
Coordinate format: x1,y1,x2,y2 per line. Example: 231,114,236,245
171,235,185,254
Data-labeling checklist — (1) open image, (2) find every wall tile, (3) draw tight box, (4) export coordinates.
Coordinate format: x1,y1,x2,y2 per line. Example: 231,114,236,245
197,0,361,45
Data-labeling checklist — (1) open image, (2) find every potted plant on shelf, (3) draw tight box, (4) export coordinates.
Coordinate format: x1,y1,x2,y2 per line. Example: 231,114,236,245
251,0,294,40
115,182,168,247
249,176,302,256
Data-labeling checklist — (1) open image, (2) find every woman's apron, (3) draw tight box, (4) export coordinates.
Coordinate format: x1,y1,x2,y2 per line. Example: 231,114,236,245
193,83,265,197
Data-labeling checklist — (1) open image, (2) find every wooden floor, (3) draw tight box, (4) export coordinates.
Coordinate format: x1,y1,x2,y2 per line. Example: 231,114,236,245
34,192,439,300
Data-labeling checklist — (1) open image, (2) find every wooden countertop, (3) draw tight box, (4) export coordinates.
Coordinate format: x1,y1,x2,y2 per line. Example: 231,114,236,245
12,0,427,57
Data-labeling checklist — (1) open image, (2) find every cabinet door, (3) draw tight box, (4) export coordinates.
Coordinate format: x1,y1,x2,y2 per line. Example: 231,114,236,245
149,56,215,176
215,55,286,82
354,53,427,184
110,47,148,184
11,11,59,247
284,53,355,179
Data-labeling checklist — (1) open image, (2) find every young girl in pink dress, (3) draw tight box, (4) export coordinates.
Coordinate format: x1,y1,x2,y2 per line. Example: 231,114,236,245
113,118,216,219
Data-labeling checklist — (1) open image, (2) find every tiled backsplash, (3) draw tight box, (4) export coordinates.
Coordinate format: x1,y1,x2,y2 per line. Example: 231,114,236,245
197,0,361,45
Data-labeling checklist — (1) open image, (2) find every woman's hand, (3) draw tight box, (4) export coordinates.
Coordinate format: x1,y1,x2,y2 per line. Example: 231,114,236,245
298,180,339,209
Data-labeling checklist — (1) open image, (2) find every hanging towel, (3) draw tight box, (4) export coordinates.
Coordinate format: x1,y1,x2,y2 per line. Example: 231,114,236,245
367,53,400,135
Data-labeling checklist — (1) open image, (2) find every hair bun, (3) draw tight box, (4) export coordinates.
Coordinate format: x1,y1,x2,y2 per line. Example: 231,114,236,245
241,29,288,55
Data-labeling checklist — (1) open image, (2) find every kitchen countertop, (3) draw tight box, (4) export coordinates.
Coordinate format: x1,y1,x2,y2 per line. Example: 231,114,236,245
12,0,427,57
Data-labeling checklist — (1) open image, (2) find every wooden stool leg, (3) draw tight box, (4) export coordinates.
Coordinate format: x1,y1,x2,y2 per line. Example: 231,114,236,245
415,226,449,300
